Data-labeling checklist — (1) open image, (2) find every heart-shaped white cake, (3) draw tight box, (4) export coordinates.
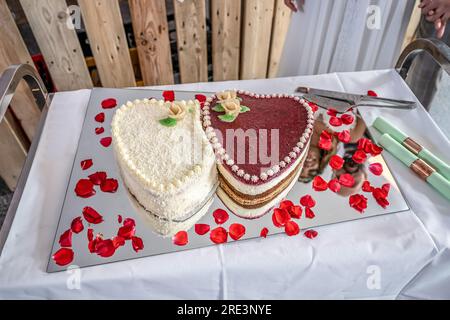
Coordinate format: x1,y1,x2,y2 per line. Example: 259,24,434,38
111,98,217,236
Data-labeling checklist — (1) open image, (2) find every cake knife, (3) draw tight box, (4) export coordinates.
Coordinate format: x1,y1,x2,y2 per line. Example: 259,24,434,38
297,87,416,113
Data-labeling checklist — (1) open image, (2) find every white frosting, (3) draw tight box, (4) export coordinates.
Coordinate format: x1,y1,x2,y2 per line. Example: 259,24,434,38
111,99,218,222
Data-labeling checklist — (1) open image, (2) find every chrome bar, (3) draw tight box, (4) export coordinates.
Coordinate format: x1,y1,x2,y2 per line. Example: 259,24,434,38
0,64,51,256
396,38,450,79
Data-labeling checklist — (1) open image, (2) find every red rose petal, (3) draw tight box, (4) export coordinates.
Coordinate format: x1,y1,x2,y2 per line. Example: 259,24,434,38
117,224,135,240
95,127,105,135
173,231,188,246
82,206,104,224
327,108,338,117
285,220,300,236
162,90,175,102
339,173,355,188
272,208,291,227
87,228,94,242
131,236,144,252
75,179,96,198
210,227,228,244
304,229,318,239
88,235,101,253
213,209,229,225
117,214,123,224
329,155,344,170
95,112,105,123
100,137,112,147
195,94,207,105
59,229,72,247
329,116,343,127
368,143,383,156
95,239,116,258
112,236,125,249
362,181,373,192
52,248,74,266
70,216,84,234
300,195,316,208
367,90,378,97
229,223,246,241
341,114,354,125
373,187,390,208
369,163,383,176
279,200,294,210
88,171,107,185
337,130,351,143
260,227,269,238
352,150,367,164
319,130,333,151
195,224,210,236
101,98,117,109
100,178,118,193
349,194,368,213
305,207,315,219
328,179,341,193
123,218,136,227
288,205,302,219
308,102,319,113
80,159,93,170
312,176,328,192
382,183,391,195
357,138,371,152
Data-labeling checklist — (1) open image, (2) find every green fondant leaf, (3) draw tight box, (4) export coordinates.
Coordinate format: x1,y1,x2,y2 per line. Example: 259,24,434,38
218,114,237,123
212,104,225,112
188,107,194,113
159,117,177,127
240,105,251,113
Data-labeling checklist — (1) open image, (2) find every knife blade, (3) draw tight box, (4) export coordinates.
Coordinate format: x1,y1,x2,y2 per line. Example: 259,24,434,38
297,87,416,110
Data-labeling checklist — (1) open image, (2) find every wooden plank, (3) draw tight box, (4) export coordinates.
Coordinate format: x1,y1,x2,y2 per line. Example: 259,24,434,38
129,0,174,86
267,0,292,78
19,0,93,91
78,0,136,88
0,110,28,190
211,0,241,81
240,0,276,80
0,1,41,140
173,0,208,83
401,0,421,52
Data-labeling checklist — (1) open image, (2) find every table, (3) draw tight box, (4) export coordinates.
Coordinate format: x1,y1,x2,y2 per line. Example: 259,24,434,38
0,69,449,299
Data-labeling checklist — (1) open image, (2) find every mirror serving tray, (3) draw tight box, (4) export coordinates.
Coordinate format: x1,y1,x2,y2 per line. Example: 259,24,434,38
47,88,409,272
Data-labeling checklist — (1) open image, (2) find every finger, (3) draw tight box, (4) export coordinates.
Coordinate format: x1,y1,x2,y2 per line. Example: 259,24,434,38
437,23,446,38
284,0,297,12
422,2,439,14
418,0,432,9
435,18,442,30
428,7,446,21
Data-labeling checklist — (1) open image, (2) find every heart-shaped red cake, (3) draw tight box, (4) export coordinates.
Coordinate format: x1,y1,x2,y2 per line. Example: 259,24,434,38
201,90,314,218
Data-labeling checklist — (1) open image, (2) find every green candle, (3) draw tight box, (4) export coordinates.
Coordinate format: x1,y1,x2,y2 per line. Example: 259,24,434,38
374,117,450,181
379,134,450,201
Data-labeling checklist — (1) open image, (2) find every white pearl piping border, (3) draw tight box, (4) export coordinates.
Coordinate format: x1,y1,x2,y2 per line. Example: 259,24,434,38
201,90,315,183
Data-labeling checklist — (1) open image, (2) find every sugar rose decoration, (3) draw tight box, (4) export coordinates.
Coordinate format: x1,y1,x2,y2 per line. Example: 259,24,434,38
213,90,251,123
160,101,189,127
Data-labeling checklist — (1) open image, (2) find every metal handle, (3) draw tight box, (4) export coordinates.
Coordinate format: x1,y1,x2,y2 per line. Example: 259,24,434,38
0,64,51,256
358,96,416,109
396,38,450,80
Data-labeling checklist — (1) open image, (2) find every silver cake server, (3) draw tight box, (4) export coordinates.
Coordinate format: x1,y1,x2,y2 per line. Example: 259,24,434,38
297,87,416,114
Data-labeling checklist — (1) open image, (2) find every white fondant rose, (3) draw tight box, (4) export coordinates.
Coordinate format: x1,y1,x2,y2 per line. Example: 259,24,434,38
217,91,237,103
222,99,241,116
168,102,186,120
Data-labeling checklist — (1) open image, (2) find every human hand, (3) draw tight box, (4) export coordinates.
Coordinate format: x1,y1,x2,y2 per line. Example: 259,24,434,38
419,0,450,38
284,0,305,12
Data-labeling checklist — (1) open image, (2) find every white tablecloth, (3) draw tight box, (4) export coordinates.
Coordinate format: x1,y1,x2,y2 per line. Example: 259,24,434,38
0,69,449,299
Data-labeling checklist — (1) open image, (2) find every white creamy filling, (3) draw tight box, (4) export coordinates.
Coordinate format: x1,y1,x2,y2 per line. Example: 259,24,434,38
218,141,310,196
217,165,304,219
